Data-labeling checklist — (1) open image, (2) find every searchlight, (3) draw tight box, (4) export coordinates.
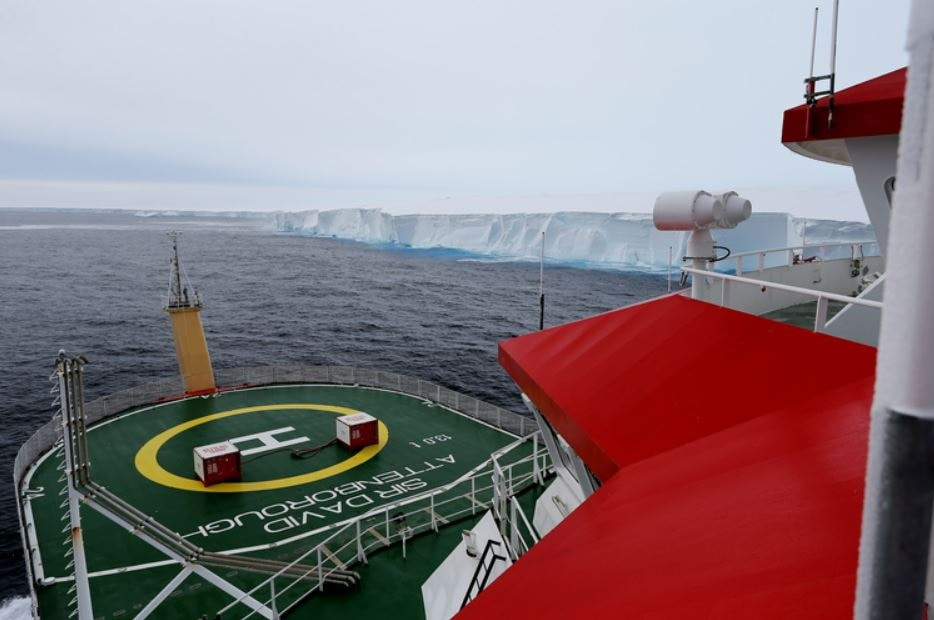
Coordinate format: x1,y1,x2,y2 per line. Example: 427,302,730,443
653,190,753,295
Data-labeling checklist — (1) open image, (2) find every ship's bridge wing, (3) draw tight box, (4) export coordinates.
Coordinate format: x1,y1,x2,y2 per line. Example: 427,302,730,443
463,295,876,618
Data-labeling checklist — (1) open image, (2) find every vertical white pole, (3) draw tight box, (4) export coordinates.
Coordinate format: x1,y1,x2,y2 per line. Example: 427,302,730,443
856,3,934,617
813,296,828,332
667,246,672,292
317,547,323,591
270,581,279,620
809,7,819,78
356,519,365,563
829,0,840,76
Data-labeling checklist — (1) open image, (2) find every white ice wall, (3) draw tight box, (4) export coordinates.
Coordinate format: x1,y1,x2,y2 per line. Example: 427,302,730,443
274,208,875,271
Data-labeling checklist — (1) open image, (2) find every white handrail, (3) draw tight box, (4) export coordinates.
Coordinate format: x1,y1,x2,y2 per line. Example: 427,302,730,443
682,266,883,333
681,267,884,309
728,239,878,261
221,431,550,618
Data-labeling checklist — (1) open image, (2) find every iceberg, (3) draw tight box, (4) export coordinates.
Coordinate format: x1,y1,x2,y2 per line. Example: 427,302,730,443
274,209,876,272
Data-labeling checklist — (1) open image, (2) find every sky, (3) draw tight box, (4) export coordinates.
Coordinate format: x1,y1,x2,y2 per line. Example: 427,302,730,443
0,0,912,217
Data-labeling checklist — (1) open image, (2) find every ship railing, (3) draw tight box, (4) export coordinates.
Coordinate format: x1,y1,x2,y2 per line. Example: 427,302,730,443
218,431,552,619
492,451,541,562
680,266,884,333
710,239,879,275
214,366,534,437
14,365,530,496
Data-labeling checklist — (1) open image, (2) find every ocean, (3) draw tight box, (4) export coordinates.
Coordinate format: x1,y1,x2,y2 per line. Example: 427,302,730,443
0,208,666,608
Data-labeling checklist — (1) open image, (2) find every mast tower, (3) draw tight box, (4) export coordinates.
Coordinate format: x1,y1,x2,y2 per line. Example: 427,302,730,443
165,232,215,393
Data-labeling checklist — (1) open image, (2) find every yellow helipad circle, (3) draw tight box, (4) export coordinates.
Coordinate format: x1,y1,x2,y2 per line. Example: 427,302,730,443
134,403,389,493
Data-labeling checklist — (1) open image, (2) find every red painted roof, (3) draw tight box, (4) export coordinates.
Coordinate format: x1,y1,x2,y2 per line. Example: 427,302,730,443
782,67,905,144
464,295,877,618
499,294,876,482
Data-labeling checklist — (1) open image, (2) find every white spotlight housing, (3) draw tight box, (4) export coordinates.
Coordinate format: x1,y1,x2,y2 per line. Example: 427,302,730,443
714,191,752,229
653,191,724,231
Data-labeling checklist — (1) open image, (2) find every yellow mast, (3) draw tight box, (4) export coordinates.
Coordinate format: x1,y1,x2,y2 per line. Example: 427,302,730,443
165,232,215,393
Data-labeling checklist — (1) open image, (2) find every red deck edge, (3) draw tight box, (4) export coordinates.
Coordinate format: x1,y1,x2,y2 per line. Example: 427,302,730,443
781,67,905,144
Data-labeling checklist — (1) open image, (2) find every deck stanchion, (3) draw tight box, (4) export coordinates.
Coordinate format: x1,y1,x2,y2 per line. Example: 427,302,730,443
510,500,519,556
667,246,673,291
316,548,323,592
814,296,829,332
356,520,365,563
533,434,540,484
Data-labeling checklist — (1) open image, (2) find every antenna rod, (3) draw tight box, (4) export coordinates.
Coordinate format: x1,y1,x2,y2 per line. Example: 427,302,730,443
538,232,545,331
809,7,819,78
829,0,839,76
170,232,183,307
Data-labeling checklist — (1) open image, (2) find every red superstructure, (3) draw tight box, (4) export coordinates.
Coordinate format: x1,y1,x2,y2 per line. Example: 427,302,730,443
457,295,877,617
782,67,906,164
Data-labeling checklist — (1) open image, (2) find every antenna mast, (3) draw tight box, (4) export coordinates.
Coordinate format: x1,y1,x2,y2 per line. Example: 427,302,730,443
538,232,545,331
163,233,214,393
809,7,819,78
828,0,839,126
802,2,840,134
166,232,199,309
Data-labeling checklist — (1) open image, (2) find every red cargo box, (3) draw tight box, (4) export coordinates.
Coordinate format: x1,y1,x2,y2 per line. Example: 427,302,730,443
336,413,379,449
193,441,242,486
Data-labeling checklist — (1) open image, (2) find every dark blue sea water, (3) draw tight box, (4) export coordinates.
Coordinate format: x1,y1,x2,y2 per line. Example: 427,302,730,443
0,209,666,604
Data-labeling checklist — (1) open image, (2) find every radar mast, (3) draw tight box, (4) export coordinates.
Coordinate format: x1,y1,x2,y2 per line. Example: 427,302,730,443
164,232,214,393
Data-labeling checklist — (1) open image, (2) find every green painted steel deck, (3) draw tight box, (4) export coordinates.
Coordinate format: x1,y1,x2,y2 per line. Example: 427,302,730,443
23,384,531,619
761,299,846,329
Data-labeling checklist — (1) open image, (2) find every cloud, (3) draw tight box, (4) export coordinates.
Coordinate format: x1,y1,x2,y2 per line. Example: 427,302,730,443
0,0,910,195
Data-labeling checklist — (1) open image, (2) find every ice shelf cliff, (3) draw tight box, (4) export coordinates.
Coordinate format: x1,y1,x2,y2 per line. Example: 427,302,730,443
274,208,875,271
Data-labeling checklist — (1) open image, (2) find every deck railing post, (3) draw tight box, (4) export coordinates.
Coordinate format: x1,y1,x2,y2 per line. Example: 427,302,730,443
814,296,829,332
758,252,765,273
533,434,540,484
471,477,477,516
356,519,365,563
430,494,437,532
720,279,731,308
736,255,744,276
510,499,519,555
317,547,323,591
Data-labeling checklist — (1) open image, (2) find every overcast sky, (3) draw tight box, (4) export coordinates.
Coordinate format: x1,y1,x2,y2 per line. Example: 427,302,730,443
0,0,911,214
